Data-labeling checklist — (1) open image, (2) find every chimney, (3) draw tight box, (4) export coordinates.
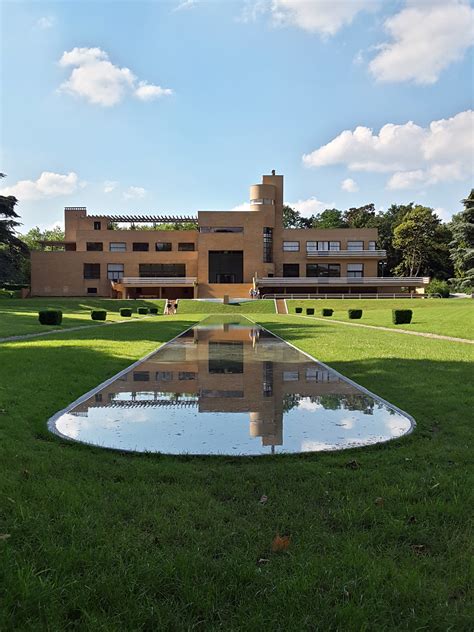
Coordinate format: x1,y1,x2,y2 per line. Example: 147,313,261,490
271,169,276,176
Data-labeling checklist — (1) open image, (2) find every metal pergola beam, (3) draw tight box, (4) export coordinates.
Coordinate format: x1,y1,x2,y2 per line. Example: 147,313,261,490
88,214,197,223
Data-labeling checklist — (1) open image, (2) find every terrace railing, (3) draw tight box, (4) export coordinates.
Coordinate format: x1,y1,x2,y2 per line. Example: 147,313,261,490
119,277,197,285
256,276,430,286
306,249,387,258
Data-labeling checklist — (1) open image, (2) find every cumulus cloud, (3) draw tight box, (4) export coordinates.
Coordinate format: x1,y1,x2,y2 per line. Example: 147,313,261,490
0,171,80,200
303,109,474,189
37,16,55,29
341,178,359,192
369,0,474,84
58,47,173,106
103,180,118,193
290,197,332,217
123,186,146,199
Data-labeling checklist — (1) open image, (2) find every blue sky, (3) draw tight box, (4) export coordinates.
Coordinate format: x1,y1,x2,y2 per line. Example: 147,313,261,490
1,0,473,230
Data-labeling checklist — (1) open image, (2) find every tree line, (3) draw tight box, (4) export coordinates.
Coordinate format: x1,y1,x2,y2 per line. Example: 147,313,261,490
1,171,473,292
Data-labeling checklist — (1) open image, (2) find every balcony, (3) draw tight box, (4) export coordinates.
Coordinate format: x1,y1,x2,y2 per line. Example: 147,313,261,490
116,277,197,286
256,276,430,287
306,249,386,258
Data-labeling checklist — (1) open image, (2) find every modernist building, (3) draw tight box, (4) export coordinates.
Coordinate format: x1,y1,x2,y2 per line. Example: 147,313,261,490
31,172,429,298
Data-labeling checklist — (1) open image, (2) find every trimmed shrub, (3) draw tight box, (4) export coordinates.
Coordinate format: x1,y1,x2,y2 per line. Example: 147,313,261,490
348,309,362,319
138,307,148,315
426,279,450,298
392,309,412,325
306,308,315,315
0,289,14,299
38,309,62,326
295,307,303,314
322,308,333,317
119,308,132,317
149,306,159,315
91,309,107,321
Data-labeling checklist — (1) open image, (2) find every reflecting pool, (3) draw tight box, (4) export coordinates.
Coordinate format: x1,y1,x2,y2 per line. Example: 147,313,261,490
49,316,414,455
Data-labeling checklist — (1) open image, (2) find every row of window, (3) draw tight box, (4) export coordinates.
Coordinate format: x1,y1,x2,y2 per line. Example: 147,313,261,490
125,368,336,383
283,240,377,252
282,263,364,278
250,198,275,205
83,263,187,280
86,241,195,252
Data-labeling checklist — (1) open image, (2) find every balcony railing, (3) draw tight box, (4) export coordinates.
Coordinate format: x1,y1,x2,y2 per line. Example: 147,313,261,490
306,249,386,258
256,276,430,286
118,277,197,285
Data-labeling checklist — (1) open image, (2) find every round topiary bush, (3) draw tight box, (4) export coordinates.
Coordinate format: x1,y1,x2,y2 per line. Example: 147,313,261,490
348,309,363,319
38,309,63,326
119,308,132,317
322,308,333,317
295,307,303,314
137,307,148,315
91,309,107,321
306,308,315,315
392,309,412,325
149,306,159,315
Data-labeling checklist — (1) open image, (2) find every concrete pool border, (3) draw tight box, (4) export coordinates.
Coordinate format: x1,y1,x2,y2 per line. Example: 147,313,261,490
47,314,416,454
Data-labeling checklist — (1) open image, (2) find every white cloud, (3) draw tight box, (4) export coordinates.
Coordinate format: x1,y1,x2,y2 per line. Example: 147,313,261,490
103,180,118,193
341,178,359,192
173,0,198,11
0,171,80,201
369,0,474,84
290,197,331,217
123,186,146,199
58,47,173,107
303,109,474,190
271,0,373,36
37,16,55,29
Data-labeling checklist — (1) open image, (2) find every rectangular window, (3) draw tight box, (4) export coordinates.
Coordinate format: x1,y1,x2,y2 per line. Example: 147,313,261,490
107,263,124,280
283,241,299,252
93,221,101,230
178,371,196,380
109,242,126,252
133,371,150,382
347,240,364,251
86,242,103,251
368,241,376,251
83,263,100,279
155,242,172,251
263,227,273,263
133,242,149,252
178,242,195,251
283,263,299,277
250,198,275,205
139,263,185,277
306,264,341,277
306,241,340,252
156,371,173,381
200,226,243,233
283,371,299,382
347,263,364,278
87,287,98,294
318,241,329,251
208,251,243,283
329,241,341,251
209,342,244,374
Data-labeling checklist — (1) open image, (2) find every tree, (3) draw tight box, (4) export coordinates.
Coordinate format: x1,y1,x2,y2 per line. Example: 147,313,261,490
21,225,65,251
449,189,474,290
0,174,28,283
393,205,448,277
343,203,377,228
312,208,346,228
282,205,313,229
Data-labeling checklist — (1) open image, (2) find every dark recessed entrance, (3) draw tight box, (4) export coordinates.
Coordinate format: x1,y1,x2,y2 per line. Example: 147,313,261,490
208,251,243,283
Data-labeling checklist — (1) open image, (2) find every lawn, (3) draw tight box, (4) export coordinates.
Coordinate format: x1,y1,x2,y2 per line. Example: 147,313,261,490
287,298,474,339
176,299,275,314
0,298,165,338
0,312,472,630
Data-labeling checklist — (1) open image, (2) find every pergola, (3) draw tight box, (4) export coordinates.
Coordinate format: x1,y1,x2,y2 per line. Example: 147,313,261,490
88,214,197,223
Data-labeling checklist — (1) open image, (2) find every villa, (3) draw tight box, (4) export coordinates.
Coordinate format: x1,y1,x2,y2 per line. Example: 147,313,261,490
31,172,429,299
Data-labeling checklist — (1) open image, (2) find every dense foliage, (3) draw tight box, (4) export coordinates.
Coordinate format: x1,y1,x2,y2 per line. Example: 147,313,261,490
0,174,28,283
449,190,474,290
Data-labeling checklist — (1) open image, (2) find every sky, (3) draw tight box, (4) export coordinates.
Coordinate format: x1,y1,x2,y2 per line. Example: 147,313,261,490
1,0,473,231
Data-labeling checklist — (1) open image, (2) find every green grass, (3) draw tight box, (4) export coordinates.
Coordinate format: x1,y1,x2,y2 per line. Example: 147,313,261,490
176,299,276,314
0,313,472,630
0,298,165,338
287,298,474,339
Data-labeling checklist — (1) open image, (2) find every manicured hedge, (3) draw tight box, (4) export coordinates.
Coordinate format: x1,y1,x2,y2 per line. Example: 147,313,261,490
392,309,413,325
38,309,63,326
149,306,159,315
119,308,132,317
322,308,333,317
137,307,148,315
91,309,107,321
295,307,303,314
306,308,315,315
348,309,363,319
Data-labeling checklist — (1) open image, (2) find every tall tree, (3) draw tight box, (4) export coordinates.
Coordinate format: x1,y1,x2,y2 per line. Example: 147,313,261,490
21,225,65,251
343,203,377,228
449,189,474,289
282,205,313,228
312,208,346,228
0,174,28,283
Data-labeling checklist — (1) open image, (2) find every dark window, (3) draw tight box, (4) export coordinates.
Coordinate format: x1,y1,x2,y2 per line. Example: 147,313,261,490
156,371,173,381
263,227,273,263
209,342,243,374
84,263,100,279
133,242,149,252
95,393,102,402
93,221,101,230
178,242,195,251
107,263,124,280
306,264,341,277
133,371,150,381
86,242,103,251
283,263,299,277
155,242,172,251
200,226,243,233
178,371,196,380
87,287,98,294
139,264,185,277
208,251,243,283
